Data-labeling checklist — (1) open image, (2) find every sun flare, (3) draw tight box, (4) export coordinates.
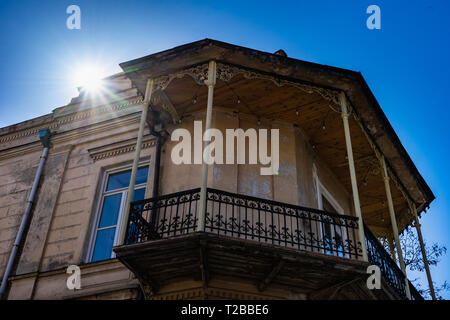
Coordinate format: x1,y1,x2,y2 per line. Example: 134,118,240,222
73,64,105,93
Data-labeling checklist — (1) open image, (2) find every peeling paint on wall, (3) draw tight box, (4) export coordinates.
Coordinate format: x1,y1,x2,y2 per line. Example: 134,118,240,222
213,167,223,184
278,161,295,176
239,171,271,199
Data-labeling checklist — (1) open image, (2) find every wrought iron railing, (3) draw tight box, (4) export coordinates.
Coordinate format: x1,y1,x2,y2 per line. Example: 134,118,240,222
125,188,362,258
124,187,422,299
203,188,362,258
126,188,201,244
365,225,423,300
409,281,424,300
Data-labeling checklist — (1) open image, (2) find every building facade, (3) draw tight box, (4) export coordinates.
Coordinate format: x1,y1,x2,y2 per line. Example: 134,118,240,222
0,40,435,300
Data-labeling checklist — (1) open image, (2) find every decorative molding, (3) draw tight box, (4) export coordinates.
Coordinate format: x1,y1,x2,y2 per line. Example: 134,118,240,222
150,61,340,106
350,105,416,209
140,284,155,300
347,101,419,231
55,96,144,126
149,286,277,300
357,157,381,176
153,63,209,91
88,135,156,162
0,122,59,144
215,62,341,105
0,96,144,145
0,113,142,161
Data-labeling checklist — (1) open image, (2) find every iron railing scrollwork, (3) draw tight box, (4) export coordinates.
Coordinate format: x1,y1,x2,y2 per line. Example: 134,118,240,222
204,188,362,259
125,188,362,259
364,225,423,300
125,188,201,244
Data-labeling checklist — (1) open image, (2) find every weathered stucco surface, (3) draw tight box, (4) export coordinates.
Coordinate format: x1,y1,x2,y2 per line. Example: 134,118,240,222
0,74,359,299
0,95,353,299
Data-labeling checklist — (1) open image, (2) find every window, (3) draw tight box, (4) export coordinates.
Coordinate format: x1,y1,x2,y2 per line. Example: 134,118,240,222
321,195,344,252
313,165,347,257
89,166,149,262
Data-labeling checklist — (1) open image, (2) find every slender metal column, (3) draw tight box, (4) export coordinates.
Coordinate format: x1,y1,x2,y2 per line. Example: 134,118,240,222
411,203,436,300
380,156,411,299
339,92,368,261
197,61,216,232
118,79,154,245
387,235,397,264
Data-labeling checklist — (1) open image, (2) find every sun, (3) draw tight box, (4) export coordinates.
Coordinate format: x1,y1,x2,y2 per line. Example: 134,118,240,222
73,64,105,93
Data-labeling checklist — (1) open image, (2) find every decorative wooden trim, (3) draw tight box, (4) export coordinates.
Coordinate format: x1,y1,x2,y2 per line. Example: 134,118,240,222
215,62,341,105
349,104,417,211
258,260,285,292
151,90,180,124
149,286,278,300
152,63,209,91
150,62,341,106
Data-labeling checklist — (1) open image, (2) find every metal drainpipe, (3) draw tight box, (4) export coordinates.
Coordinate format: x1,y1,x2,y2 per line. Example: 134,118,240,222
150,131,162,199
148,128,166,237
0,128,52,300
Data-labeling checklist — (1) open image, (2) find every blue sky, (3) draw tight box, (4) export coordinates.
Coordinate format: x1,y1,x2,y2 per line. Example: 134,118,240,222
0,1,449,298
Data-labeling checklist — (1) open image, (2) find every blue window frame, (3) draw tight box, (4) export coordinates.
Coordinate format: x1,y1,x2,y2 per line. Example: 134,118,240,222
90,166,148,262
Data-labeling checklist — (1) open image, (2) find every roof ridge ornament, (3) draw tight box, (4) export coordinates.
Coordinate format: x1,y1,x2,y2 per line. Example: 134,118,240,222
274,49,287,57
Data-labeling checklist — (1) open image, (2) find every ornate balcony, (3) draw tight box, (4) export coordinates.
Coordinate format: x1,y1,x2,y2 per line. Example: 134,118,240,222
365,225,423,300
114,188,423,300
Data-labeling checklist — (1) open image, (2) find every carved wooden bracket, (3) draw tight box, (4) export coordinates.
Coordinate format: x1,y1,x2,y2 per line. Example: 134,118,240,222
258,260,285,292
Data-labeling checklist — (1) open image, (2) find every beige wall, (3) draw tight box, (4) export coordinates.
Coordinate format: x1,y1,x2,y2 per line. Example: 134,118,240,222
0,86,353,299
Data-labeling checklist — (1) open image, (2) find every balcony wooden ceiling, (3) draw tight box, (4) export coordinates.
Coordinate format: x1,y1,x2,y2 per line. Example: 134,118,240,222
160,74,410,235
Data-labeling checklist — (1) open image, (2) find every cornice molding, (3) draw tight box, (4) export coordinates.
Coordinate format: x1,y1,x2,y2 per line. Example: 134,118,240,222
149,286,277,300
55,96,144,126
0,96,144,145
0,122,59,144
0,112,143,161
88,135,156,162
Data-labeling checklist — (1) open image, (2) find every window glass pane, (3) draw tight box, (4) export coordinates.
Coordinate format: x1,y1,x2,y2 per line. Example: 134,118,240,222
91,228,116,262
135,167,149,185
98,194,122,228
132,188,146,202
322,195,338,214
106,167,148,191
106,170,131,191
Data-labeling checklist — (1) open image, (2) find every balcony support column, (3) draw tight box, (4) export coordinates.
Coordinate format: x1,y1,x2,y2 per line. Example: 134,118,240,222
380,155,411,299
387,234,397,264
339,92,368,261
118,79,154,245
197,61,216,232
411,203,436,300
